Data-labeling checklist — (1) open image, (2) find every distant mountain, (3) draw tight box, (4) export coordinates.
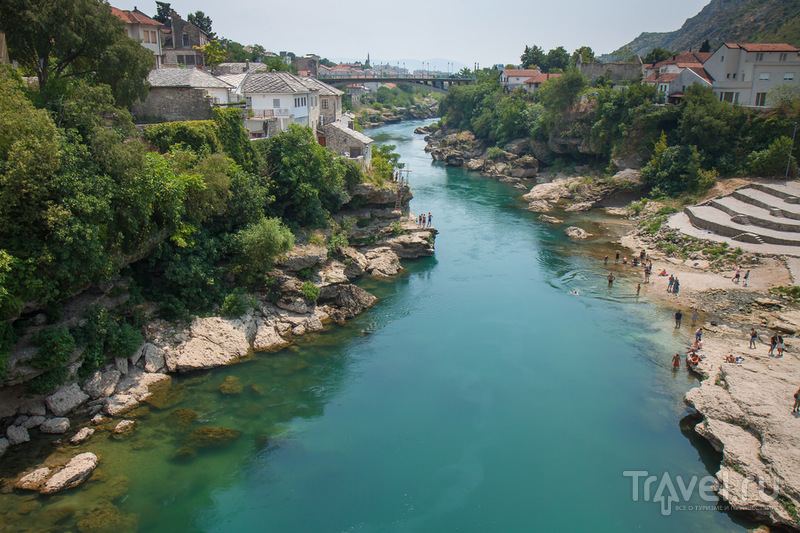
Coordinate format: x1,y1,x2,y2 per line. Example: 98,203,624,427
602,0,800,60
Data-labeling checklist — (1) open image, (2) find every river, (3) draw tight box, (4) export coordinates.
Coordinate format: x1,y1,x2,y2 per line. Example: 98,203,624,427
0,120,752,532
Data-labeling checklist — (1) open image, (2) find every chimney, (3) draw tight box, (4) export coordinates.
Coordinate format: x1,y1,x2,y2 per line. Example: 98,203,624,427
245,59,249,72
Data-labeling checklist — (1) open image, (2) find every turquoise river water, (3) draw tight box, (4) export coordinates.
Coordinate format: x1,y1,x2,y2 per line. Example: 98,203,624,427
0,120,755,532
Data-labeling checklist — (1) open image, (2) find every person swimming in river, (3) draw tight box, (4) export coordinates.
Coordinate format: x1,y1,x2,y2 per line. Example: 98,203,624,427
672,353,681,369
607,273,615,286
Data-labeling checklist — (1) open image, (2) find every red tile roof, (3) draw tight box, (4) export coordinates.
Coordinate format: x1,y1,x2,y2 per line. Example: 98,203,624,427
643,72,680,83
653,52,709,69
524,72,562,84
724,43,798,52
686,66,713,83
503,69,542,78
110,7,163,26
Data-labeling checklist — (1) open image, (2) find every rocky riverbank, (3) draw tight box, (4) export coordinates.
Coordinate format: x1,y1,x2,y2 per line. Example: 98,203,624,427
358,96,439,129
522,172,800,530
0,182,437,526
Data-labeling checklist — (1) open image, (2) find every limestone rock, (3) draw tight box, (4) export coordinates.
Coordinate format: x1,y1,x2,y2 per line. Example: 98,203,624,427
522,178,576,203
538,215,563,224
219,376,243,395
276,297,310,314
70,427,95,444
104,394,138,416
40,417,70,434
83,370,121,399
112,420,137,439
252,321,290,352
115,357,128,375
317,260,349,286
565,201,595,212
105,370,171,415
46,383,90,417
7,425,30,445
565,227,591,239
349,183,397,205
340,247,367,279
364,247,402,278
466,158,484,171
91,414,105,425
129,342,145,367
168,408,198,427
41,452,98,494
18,397,47,416
383,232,435,259
23,415,45,429
164,317,251,373
76,502,138,532
526,200,552,212
143,343,166,373
320,284,377,323
504,138,530,155
277,244,328,271
15,467,51,491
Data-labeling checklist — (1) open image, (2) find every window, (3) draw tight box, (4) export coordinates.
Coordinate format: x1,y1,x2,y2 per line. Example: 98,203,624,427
245,97,252,108
322,99,328,109
185,54,195,65
182,34,190,47
294,96,307,107
177,55,184,64
273,99,280,108
720,56,724,62
785,73,795,81
720,91,738,103
755,92,767,106
143,31,151,43
349,146,362,158
732,73,737,79
759,72,770,80
780,53,787,61
756,53,764,61
726,73,730,79
151,31,157,43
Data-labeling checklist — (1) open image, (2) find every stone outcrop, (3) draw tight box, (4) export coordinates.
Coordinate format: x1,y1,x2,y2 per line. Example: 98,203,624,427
70,427,95,444
46,383,89,417
7,424,30,445
565,227,591,239
83,370,121,399
39,417,70,434
164,317,253,373
15,467,51,491
40,452,98,494
364,247,403,278
523,170,642,213
538,214,563,224
277,244,328,272
383,230,436,259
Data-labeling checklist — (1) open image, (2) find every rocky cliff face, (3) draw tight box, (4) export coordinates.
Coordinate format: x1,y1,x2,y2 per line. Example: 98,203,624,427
607,0,800,58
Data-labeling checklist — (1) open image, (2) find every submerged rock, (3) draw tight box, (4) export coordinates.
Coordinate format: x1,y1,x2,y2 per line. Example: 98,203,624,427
112,420,137,440
538,215,563,224
185,426,242,448
7,425,30,445
76,502,139,533
219,376,243,395
168,408,198,427
15,467,51,491
40,452,98,494
170,446,197,462
70,427,95,445
565,227,591,239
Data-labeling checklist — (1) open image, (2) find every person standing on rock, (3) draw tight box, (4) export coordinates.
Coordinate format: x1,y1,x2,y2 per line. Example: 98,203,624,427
749,328,758,349
673,278,680,294
692,308,698,325
695,327,703,343
743,270,750,287
675,310,682,328
732,265,741,283
607,273,615,286
769,333,778,355
615,250,620,264
427,213,432,227
793,387,800,413
422,214,426,226
667,275,674,292
777,335,785,356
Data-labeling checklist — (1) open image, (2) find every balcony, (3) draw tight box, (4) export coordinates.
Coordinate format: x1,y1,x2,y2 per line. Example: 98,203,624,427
248,108,292,119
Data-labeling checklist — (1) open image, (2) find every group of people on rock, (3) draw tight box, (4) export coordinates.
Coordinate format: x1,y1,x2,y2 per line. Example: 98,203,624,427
666,275,680,294
731,265,750,286
417,213,433,227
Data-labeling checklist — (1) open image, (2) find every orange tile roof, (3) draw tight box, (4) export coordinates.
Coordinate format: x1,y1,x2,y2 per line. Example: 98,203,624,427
724,42,798,52
643,72,680,83
503,69,542,77
110,6,163,26
524,72,562,84
686,66,713,83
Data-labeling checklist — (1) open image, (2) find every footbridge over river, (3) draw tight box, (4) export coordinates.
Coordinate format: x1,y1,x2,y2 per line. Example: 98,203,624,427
319,75,474,92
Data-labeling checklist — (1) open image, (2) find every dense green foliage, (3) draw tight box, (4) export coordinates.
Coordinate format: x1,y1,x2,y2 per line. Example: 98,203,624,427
300,282,320,303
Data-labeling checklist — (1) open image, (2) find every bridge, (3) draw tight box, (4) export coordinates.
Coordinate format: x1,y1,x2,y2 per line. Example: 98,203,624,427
319,75,474,92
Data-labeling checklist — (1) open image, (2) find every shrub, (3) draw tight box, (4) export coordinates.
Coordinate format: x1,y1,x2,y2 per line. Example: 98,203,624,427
390,221,405,236
143,120,222,154
486,146,504,160
220,290,256,318
31,326,76,370
747,136,797,177
656,206,680,216
301,282,320,303
238,217,295,273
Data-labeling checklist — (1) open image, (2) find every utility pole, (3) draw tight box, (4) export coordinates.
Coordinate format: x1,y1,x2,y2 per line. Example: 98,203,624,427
787,122,798,179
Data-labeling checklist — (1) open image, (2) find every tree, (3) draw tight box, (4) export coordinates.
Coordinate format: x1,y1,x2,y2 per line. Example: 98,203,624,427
153,1,171,24
237,217,294,273
767,84,800,110
0,0,150,105
537,70,588,112
197,41,225,67
250,44,267,62
545,46,570,73
571,46,595,65
644,47,675,64
699,39,711,53
97,36,155,108
521,45,546,69
188,10,214,39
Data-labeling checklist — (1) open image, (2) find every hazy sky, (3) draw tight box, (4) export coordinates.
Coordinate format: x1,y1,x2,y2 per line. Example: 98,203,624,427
115,0,711,66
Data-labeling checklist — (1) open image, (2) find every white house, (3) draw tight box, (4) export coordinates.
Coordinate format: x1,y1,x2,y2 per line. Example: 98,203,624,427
703,43,800,106
110,7,163,68
500,69,545,91
298,77,344,126
239,71,320,139
643,52,713,102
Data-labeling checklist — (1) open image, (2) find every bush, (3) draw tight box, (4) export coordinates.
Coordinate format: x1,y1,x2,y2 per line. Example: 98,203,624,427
656,206,680,216
220,290,256,318
301,282,320,303
486,146,504,160
143,120,222,154
238,217,295,273
747,136,797,177
390,221,405,236
31,326,76,370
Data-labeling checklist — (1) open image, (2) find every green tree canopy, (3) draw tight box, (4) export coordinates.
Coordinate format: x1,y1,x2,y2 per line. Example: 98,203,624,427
188,10,214,38
699,39,711,53
544,46,570,73
153,1,171,24
521,45,546,69
571,46,596,65
644,47,675,64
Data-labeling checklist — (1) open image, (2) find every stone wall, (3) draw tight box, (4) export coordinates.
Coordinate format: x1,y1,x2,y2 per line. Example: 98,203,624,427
132,87,213,122
579,60,644,84
321,123,372,168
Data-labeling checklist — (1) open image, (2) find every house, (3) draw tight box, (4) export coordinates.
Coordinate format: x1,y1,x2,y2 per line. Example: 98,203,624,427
499,68,560,92
319,113,373,168
522,72,562,93
643,52,713,102
110,7,163,68
239,71,320,139
298,77,344,126
293,54,320,77
132,68,233,122
212,62,268,75
159,9,209,68
345,84,367,108
702,43,800,106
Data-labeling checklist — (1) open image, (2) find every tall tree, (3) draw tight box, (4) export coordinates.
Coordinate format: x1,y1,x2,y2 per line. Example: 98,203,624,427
644,47,675,64
188,10,214,39
699,39,711,53
571,46,595,65
520,45,546,69
153,1,171,24
545,46,569,73
0,0,151,105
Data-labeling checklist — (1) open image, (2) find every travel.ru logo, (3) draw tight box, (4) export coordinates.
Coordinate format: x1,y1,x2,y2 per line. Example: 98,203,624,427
623,470,778,516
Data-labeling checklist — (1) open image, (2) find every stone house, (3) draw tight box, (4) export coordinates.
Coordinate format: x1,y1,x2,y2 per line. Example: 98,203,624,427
132,68,233,122
346,84,367,108
239,71,320,138
578,56,644,84
293,54,320,77
299,77,344,126
160,9,209,68
703,43,800,106
319,114,373,168
110,7,164,68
